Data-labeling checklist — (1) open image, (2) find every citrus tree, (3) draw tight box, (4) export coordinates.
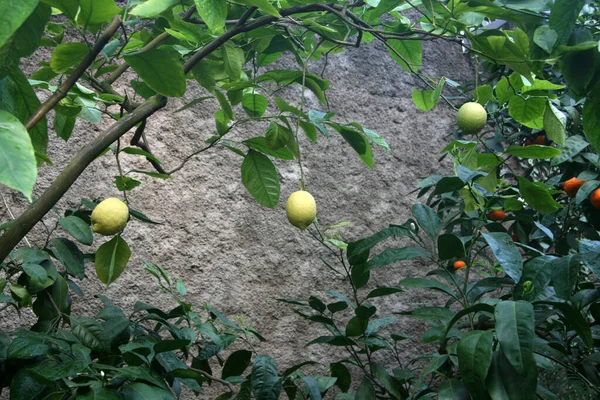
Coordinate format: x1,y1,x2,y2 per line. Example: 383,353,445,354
1,0,600,399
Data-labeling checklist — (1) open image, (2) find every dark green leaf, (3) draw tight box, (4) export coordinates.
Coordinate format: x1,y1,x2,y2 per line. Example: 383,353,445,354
457,330,493,398
241,150,280,208
242,91,268,118
583,90,600,153
549,0,586,47
366,287,402,299
59,215,93,245
355,377,376,400
251,355,281,400
438,379,470,400
437,233,465,260
120,382,176,400
482,232,523,282
222,349,252,379
494,300,535,375
70,316,109,353
347,225,413,259
411,203,441,240
51,237,85,279
330,124,374,168
400,278,455,298
366,246,429,271
307,336,356,347
329,362,351,392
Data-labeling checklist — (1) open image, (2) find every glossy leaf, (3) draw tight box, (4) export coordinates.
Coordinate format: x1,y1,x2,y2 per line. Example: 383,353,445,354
494,300,535,375
0,110,37,200
95,235,131,286
583,90,600,153
77,0,121,26
222,349,252,379
130,0,180,18
508,96,545,129
330,124,374,168
482,232,523,282
458,330,493,398
251,355,282,400
121,382,176,400
241,150,280,208
59,215,93,245
355,377,376,399
51,237,85,279
437,233,465,260
329,363,351,392
543,102,566,147
366,246,429,271
70,316,109,353
579,239,600,277
437,379,470,400
195,0,227,33
387,39,422,73
411,203,441,240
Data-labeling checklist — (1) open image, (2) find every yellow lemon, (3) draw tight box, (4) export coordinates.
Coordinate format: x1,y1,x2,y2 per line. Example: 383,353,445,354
91,198,129,236
286,190,316,230
456,102,487,134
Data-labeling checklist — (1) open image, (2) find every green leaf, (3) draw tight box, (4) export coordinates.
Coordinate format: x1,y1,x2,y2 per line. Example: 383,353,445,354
366,246,429,271
533,25,557,54
329,363,351,392
244,137,294,160
241,150,280,208
355,377,376,400
517,176,561,214
508,96,546,129
366,287,402,299
307,336,356,347
583,91,600,153
21,263,48,284
14,3,51,58
0,68,48,159
543,102,566,147
121,147,163,165
51,237,85,279
115,176,141,191
505,145,561,159
551,135,589,166
130,0,180,18
400,277,455,298
59,215,93,245
9,370,45,400
0,0,38,49
437,379,470,400
222,41,244,80
458,330,493,398
387,39,422,72
549,255,579,301
412,77,445,111
95,235,131,286
236,0,281,17
347,225,413,259
194,0,227,33
475,84,494,105
579,240,600,278
50,42,89,73
494,300,535,375
222,350,252,379
77,0,121,26
121,382,176,400
549,0,586,47
70,316,109,353
124,48,186,97
242,91,268,117
482,232,522,282
437,233,465,260
411,203,441,240
251,355,282,400
54,112,76,141
0,110,37,200
371,363,405,399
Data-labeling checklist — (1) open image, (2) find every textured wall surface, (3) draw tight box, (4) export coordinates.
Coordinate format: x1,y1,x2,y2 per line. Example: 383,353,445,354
1,34,473,395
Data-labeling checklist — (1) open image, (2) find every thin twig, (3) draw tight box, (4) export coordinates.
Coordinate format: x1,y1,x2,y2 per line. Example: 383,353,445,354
188,367,237,394
25,16,122,131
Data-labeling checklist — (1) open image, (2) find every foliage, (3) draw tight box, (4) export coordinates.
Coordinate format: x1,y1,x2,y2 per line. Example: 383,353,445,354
1,0,600,399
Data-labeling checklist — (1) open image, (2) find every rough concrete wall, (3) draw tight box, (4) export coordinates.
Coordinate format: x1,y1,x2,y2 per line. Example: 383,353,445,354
1,34,473,396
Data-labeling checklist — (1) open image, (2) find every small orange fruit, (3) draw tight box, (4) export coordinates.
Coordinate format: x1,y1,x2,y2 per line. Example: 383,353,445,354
563,177,587,198
590,189,600,209
534,135,546,145
453,260,466,270
488,210,506,221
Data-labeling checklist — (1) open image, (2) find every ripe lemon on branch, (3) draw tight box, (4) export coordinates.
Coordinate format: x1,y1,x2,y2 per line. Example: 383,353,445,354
91,198,129,236
286,190,316,230
456,102,487,134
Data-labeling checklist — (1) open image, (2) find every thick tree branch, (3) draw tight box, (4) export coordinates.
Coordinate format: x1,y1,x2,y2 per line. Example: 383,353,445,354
0,96,167,261
25,16,122,131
